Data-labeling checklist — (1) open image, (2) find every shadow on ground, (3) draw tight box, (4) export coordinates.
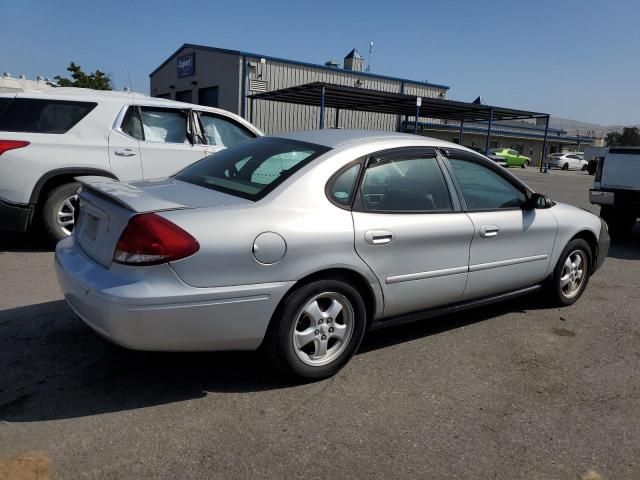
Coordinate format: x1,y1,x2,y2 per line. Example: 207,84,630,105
607,226,640,261
0,229,54,253
0,293,547,423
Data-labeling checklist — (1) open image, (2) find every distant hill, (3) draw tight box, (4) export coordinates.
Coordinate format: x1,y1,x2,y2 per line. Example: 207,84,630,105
548,117,639,137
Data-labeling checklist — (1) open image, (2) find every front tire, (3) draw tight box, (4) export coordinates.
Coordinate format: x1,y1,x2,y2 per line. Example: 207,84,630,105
549,238,592,306
521,160,529,168
562,163,569,170
264,279,367,381
42,182,80,242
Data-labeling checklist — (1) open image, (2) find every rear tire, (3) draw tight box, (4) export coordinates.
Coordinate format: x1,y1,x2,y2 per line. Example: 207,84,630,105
549,238,592,306
42,182,80,243
263,279,367,381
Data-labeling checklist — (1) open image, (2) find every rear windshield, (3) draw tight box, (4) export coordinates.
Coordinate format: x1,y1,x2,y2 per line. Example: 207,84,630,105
174,137,330,200
0,98,97,134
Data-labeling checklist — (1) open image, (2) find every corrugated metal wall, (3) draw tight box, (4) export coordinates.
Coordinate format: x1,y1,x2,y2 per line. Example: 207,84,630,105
246,57,447,134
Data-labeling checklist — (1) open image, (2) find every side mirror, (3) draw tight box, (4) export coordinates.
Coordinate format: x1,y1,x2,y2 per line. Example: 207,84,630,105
527,192,553,209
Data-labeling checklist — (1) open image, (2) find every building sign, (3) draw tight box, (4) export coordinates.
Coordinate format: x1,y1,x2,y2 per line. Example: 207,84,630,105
177,52,195,78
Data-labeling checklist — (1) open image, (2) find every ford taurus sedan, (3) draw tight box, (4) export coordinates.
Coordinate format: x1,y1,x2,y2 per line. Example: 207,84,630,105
55,130,609,380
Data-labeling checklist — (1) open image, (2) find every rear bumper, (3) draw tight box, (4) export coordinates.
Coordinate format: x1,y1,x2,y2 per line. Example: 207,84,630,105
54,236,295,351
590,189,614,206
594,218,610,273
0,197,33,232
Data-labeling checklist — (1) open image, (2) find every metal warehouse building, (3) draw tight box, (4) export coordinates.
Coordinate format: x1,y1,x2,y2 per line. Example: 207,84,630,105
149,44,449,134
150,44,593,161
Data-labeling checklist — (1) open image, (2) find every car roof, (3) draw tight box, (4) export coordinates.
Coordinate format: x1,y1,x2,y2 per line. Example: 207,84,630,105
272,129,471,150
0,87,218,111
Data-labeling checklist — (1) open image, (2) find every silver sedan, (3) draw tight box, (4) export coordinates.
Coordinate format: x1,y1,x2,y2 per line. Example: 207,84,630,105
55,130,609,380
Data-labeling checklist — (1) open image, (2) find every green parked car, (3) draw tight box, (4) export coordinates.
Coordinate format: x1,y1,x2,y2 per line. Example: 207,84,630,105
490,148,531,168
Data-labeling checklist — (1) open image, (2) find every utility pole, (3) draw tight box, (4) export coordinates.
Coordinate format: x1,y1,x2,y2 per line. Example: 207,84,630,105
366,41,374,72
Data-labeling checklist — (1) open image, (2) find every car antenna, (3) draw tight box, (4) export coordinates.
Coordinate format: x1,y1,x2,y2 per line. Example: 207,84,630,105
126,70,144,178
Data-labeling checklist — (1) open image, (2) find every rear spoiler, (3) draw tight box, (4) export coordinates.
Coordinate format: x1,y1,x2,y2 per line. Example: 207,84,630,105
75,176,189,213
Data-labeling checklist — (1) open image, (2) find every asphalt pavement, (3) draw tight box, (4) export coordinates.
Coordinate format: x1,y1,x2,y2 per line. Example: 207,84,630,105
1,168,639,479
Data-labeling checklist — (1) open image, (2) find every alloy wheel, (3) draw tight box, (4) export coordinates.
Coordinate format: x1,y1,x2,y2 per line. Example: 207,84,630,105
559,250,587,299
292,291,354,367
56,194,78,236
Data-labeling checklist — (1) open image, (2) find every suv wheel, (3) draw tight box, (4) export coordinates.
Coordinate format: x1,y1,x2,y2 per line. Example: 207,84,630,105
43,182,80,242
549,238,592,306
264,279,367,381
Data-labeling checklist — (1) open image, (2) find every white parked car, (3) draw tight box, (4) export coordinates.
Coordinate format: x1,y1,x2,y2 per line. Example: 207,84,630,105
0,88,261,240
546,152,587,171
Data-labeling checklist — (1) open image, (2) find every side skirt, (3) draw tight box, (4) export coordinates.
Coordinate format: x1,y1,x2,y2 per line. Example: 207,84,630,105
369,284,542,331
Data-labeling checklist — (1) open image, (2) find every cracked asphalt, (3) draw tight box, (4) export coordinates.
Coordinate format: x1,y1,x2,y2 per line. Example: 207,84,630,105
1,168,639,479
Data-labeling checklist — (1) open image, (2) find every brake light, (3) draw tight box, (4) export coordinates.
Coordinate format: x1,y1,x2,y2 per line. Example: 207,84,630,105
0,140,30,156
113,213,199,266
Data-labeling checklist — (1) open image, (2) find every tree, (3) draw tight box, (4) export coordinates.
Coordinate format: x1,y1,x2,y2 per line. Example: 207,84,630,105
54,62,112,90
605,127,640,147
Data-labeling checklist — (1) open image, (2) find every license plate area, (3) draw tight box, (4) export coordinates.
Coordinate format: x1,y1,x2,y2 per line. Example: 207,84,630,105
76,199,109,257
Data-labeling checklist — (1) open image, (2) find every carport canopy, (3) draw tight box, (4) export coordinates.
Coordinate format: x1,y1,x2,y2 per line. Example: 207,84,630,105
248,81,551,170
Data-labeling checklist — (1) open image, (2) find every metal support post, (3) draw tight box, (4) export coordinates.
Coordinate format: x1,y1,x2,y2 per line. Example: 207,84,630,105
484,108,494,154
319,86,326,129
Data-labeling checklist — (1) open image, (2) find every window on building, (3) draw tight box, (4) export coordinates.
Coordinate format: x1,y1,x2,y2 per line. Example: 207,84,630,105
198,86,219,108
175,90,192,103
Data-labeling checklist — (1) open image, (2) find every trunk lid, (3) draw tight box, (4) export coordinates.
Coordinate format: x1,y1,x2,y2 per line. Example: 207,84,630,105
74,176,250,267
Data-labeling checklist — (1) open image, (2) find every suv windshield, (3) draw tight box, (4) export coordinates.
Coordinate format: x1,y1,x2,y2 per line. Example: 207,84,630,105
174,137,330,200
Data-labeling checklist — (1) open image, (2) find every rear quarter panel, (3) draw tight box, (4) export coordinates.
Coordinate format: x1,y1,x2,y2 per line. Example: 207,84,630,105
162,140,408,320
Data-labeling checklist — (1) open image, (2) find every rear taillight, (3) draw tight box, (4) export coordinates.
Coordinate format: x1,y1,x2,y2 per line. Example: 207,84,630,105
0,140,30,156
594,156,605,182
113,213,199,266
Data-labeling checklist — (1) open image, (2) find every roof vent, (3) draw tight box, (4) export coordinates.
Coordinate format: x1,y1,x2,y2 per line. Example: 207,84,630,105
472,96,486,105
3,72,10,78
324,60,340,68
344,49,363,72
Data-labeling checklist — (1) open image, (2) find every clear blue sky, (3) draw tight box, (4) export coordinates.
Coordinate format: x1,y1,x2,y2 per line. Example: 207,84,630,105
2,0,638,125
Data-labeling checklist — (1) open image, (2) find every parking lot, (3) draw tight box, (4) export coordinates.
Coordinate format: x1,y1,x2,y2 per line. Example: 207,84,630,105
0,168,638,479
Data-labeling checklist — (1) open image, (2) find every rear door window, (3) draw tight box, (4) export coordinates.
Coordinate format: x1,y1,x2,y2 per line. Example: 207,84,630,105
0,98,97,133
361,156,452,212
139,107,189,144
196,112,255,148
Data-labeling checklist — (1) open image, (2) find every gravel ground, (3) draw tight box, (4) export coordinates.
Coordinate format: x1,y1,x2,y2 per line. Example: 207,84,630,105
0,168,638,480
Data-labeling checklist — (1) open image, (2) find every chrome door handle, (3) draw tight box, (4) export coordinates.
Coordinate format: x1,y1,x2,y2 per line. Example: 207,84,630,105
365,229,394,245
479,225,500,238
114,148,137,157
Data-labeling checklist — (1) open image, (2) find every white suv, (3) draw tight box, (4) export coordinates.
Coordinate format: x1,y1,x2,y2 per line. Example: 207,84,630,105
0,88,262,241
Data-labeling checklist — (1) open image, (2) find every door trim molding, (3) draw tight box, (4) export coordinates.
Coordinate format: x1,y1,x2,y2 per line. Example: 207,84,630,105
386,265,468,284
469,254,548,272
